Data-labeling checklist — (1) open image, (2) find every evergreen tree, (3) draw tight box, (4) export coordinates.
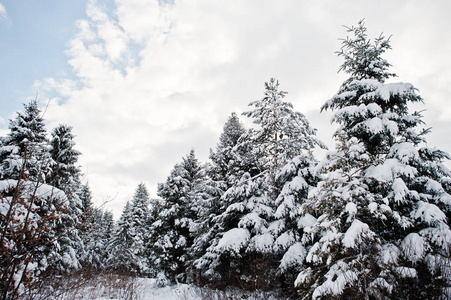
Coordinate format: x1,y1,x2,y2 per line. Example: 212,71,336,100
209,112,247,184
195,172,272,289
295,21,451,299
0,100,50,182
129,183,151,274
150,149,207,283
190,113,248,283
107,201,138,274
195,80,324,293
79,183,112,271
0,101,71,298
144,197,163,277
242,78,325,178
79,182,94,225
48,124,81,193
108,183,151,275
44,124,84,274
0,178,68,299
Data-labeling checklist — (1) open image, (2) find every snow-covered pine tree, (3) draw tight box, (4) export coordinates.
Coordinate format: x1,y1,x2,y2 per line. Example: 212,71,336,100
0,176,68,299
89,209,114,272
128,183,151,275
150,149,207,283
144,196,163,277
108,183,151,275
195,80,324,293
107,201,138,274
190,113,247,283
48,124,82,194
242,78,324,180
79,183,112,271
79,182,94,226
44,124,84,274
295,21,451,299
271,153,322,293
209,112,247,185
0,101,70,298
199,172,272,289
0,100,50,182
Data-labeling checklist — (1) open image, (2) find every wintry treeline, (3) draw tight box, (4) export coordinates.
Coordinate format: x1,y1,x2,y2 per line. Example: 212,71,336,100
1,21,451,299
0,99,115,299
106,21,451,298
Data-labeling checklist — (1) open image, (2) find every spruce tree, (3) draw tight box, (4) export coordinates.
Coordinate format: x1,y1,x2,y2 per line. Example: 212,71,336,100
209,112,247,184
107,201,138,274
0,101,70,298
295,21,451,299
48,124,81,193
242,78,325,178
108,183,151,275
191,113,247,283
45,124,84,274
129,183,151,274
195,80,324,293
150,149,206,283
0,100,50,182
79,183,111,271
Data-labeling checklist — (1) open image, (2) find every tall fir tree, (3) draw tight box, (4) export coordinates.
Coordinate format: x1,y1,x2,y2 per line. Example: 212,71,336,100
48,124,82,193
194,80,324,293
295,21,451,299
209,112,247,184
45,124,84,274
107,201,138,274
0,100,50,182
190,113,248,283
150,149,207,283
108,183,151,275
242,78,325,179
0,101,72,298
79,183,113,271
129,183,151,274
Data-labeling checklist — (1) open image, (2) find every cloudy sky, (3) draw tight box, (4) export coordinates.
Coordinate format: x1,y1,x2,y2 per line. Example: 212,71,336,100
1,0,450,218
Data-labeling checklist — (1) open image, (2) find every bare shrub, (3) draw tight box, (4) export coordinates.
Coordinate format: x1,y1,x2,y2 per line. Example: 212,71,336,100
24,271,143,300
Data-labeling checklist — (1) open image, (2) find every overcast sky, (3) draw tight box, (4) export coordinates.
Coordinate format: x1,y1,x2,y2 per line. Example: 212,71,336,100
1,0,450,218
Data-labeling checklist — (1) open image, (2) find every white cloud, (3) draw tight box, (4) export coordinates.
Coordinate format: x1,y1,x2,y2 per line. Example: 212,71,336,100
35,0,451,217
0,2,11,25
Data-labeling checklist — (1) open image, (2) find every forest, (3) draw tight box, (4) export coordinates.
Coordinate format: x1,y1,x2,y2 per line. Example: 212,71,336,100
1,21,450,299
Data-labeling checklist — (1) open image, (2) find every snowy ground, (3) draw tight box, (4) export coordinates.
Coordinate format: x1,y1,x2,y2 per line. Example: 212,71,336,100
51,276,282,300
105,280,196,300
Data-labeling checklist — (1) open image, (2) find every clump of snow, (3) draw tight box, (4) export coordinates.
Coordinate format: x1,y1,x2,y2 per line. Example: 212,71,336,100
298,213,316,229
274,231,295,250
238,212,265,232
420,224,451,250
378,82,415,102
345,202,357,222
396,267,417,278
379,243,400,265
401,233,425,263
364,117,383,134
279,242,306,270
312,261,358,299
368,202,378,213
249,233,274,253
390,142,419,163
343,219,370,248
294,267,313,288
365,158,416,182
392,178,408,204
414,201,446,225
215,228,250,256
